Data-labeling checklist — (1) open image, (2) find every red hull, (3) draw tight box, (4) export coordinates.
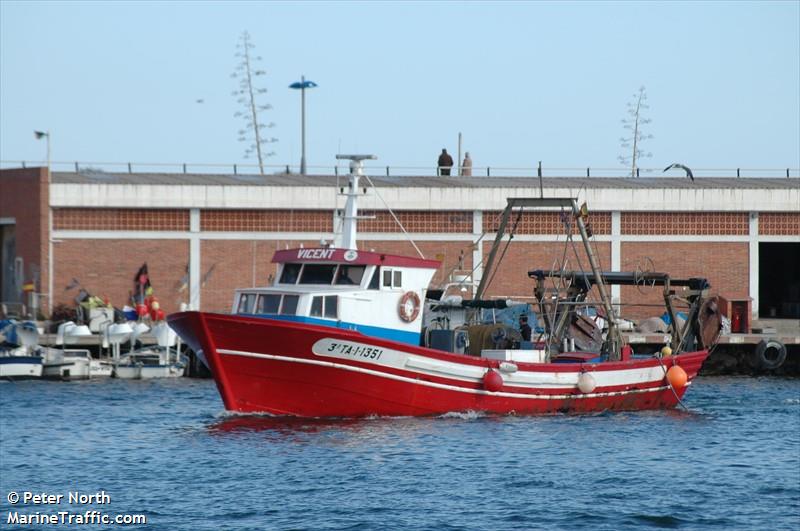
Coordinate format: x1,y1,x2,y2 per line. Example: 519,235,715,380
168,311,709,417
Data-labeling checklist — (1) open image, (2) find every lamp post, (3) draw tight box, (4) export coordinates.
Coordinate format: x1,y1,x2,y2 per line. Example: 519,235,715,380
289,76,317,175
34,130,52,316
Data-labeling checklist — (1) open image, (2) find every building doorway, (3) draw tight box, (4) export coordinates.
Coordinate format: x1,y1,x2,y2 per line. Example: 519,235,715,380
759,242,800,318
1,223,17,303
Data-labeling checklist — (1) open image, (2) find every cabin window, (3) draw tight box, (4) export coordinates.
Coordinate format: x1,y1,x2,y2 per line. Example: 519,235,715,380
310,296,323,317
279,263,302,284
310,295,338,319
368,267,380,290
280,295,299,315
325,295,338,318
335,265,366,286
237,293,256,313
382,268,403,288
299,264,336,284
256,294,280,313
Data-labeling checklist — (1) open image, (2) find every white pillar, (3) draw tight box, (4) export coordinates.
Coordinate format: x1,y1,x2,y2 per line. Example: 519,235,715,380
749,212,759,319
611,211,621,307
189,208,200,310
472,210,483,290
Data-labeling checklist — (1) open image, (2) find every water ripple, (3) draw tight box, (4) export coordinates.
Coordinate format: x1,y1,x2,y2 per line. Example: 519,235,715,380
1,376,798,530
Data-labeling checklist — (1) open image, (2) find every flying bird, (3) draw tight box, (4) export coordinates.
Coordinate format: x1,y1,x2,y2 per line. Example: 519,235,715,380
663,163,694,181
196,98,205,104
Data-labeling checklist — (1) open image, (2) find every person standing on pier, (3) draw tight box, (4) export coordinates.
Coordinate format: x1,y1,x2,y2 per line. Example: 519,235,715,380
461,152,472,176
438,148,454,176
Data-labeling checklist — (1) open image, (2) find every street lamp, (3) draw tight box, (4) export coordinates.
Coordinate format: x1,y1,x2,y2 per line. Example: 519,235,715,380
289,76,317,174
34,130,52,315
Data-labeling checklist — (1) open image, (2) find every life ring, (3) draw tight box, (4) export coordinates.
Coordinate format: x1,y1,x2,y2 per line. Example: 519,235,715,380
755,339,787,370
398,291,421,322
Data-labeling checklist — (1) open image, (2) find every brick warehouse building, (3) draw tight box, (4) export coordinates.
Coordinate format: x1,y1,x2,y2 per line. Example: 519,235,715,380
1,166,798,323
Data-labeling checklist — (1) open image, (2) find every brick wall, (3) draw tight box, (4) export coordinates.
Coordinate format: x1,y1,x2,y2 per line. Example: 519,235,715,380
201,210,331,232
54,208,189,231
0,167,49,309
53,239,189,314
359,211,472,233
759,212,800,235
482,211,611,235
480,241,612,301
622,212,748,235
619,242,749,321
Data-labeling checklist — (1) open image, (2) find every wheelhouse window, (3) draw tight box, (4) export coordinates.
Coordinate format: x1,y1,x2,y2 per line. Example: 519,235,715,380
256,294,280,313
310,295,339,319
299,264,336,284
310,296,323,316
280,295,299,315
382,268,403,288
237,293,256,313
324,295,338,318
279,263,302,284
335,265,366,286
368,267,380,290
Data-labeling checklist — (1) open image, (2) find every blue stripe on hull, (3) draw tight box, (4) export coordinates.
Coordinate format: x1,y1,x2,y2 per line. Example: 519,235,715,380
0,356,43,365
241,314,421,346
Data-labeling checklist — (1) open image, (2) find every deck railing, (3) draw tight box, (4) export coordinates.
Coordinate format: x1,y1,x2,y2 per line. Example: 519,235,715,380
1,160,798,178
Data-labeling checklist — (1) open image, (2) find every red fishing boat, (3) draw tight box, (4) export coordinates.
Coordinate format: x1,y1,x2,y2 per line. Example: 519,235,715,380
168,155,720,417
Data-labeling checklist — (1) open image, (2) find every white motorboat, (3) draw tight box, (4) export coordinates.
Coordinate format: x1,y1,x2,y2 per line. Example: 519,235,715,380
42,347,91,380
113,322,185,379
0,321,43,380
0,346,43,380
41,348,112,380
114,347,185,379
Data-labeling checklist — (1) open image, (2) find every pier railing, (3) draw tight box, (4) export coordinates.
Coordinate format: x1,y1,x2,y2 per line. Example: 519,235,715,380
1,160,798,178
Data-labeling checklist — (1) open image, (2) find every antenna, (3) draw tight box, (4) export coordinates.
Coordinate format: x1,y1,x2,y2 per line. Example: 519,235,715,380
335,155,376,250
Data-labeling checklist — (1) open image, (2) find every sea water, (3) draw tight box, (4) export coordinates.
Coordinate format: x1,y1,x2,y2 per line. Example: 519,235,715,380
1,377,798,530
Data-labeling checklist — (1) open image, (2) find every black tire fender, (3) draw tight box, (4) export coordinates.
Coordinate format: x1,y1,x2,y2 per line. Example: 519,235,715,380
755,339,787,370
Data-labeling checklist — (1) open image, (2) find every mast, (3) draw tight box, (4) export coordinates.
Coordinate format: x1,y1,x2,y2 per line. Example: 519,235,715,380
335,154,376,250
478,197,621,360
569,200,621,360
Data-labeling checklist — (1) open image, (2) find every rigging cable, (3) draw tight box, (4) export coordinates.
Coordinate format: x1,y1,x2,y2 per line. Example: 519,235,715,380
361,173,425,259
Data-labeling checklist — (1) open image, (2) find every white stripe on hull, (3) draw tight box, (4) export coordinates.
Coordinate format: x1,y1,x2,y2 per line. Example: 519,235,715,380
308,337,670,389
0,361,43,379
218,348,683,400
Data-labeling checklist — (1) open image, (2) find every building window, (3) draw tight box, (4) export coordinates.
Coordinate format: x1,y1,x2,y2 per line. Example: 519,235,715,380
237,293,256,313
299,264,336,284
279,264,302,284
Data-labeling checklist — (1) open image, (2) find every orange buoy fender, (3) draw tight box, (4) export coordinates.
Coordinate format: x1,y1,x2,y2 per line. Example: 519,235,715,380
483,369,504,392
666,365,688,389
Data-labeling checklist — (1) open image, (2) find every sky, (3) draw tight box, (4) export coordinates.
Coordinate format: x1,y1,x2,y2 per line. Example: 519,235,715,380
1,0,799,176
